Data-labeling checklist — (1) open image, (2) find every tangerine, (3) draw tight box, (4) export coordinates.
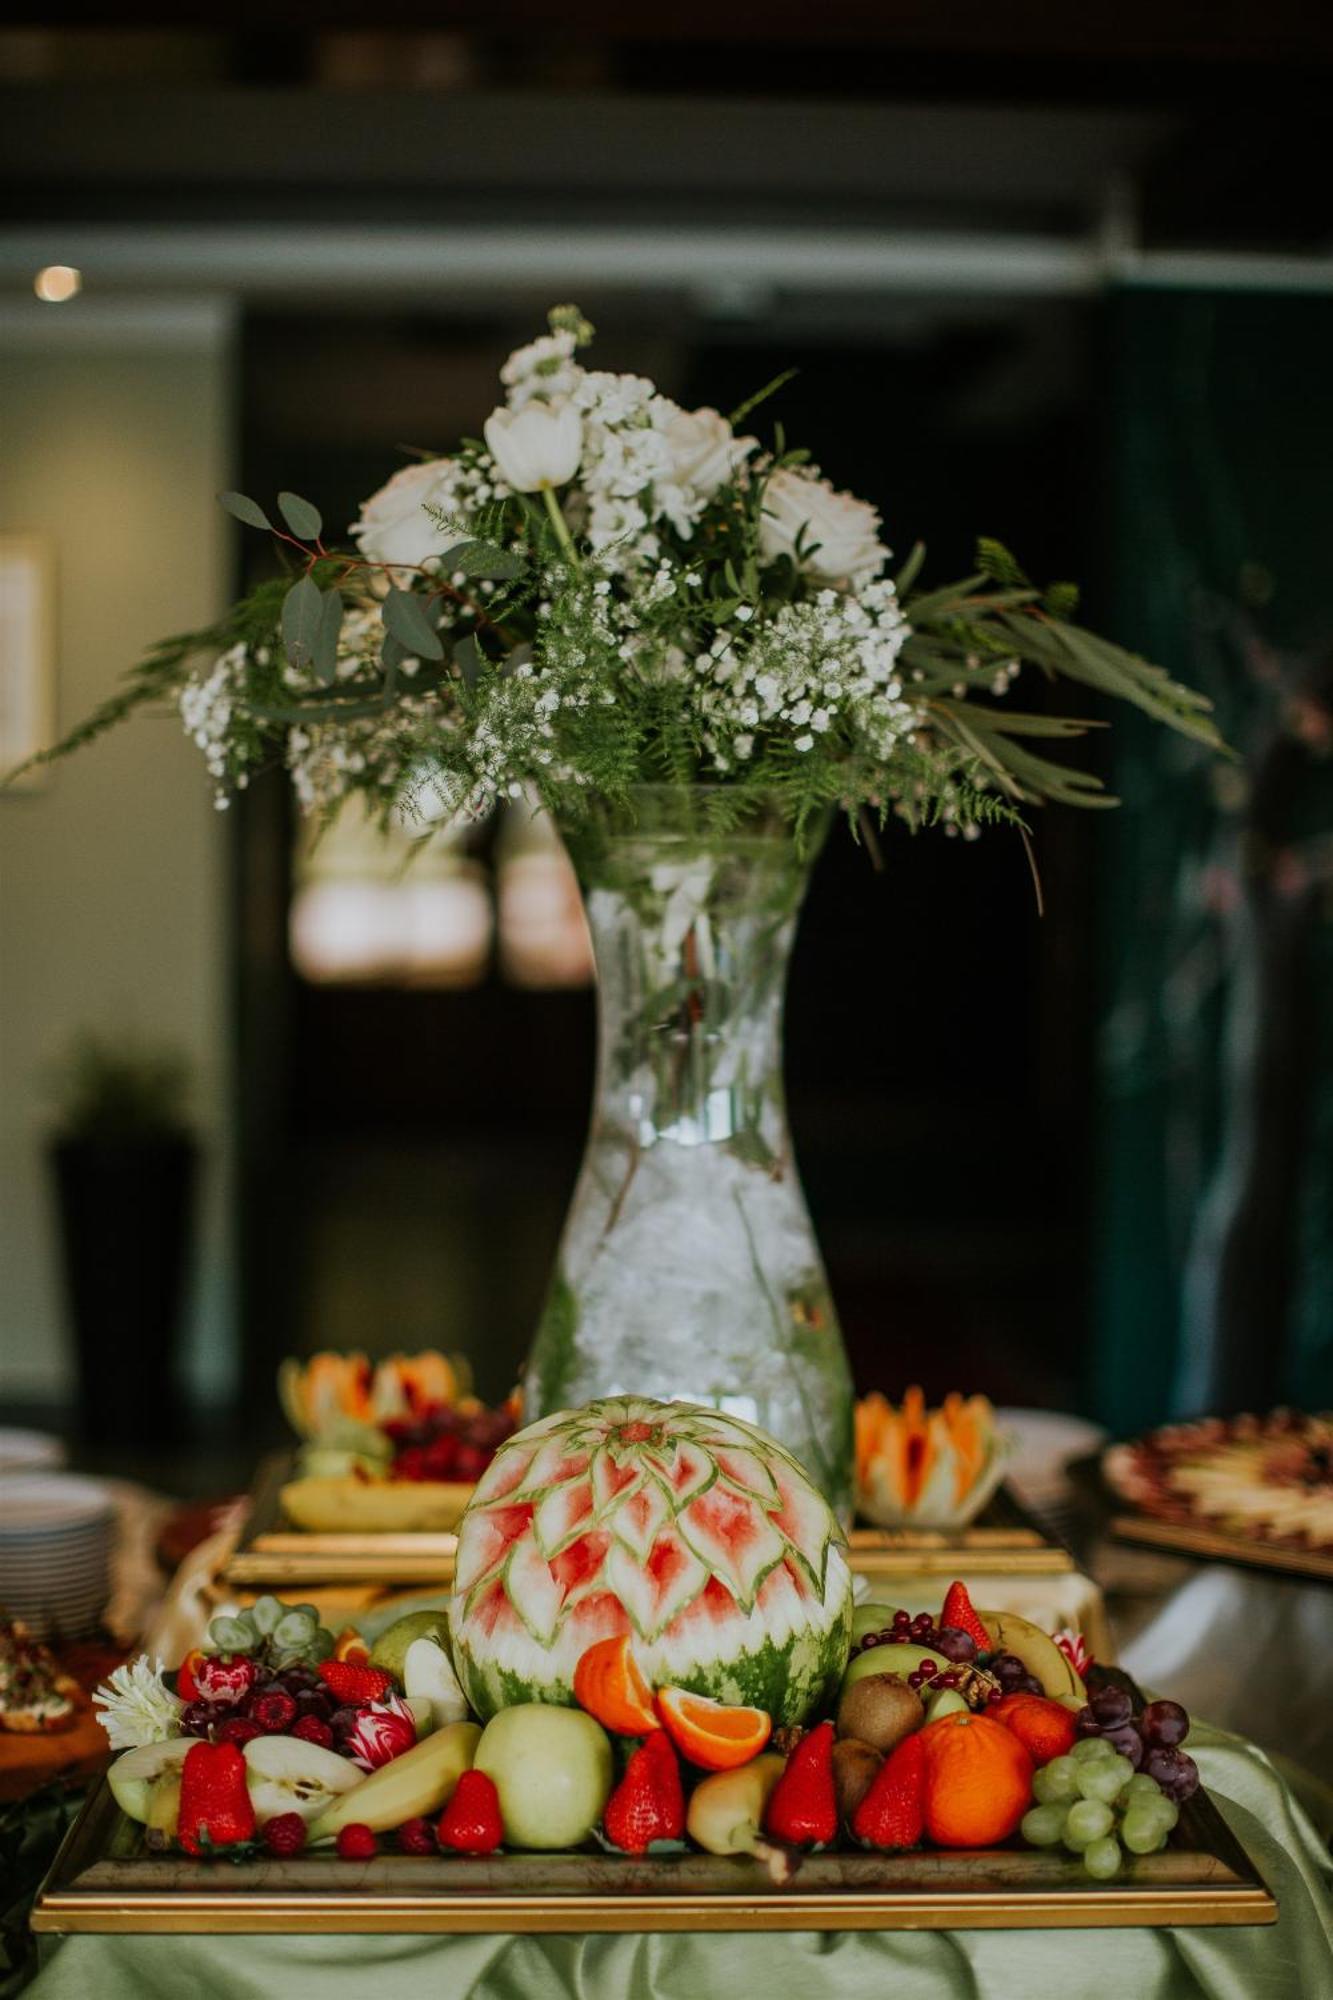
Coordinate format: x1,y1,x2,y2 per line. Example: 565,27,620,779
918,1710,1033,1847
989,1693,1077,1766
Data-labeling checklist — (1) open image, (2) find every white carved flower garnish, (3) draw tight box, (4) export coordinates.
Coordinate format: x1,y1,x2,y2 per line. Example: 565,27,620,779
93,1655,184,1751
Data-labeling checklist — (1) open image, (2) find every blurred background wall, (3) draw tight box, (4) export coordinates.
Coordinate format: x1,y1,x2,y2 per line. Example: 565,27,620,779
1,10,1330,1460
0,303,234,1404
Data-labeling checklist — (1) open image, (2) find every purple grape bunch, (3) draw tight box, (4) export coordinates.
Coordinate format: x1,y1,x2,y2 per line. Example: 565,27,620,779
1076,1689,1199,1801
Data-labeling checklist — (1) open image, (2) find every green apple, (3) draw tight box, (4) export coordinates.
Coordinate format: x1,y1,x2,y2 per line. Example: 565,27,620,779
850,1602,898,1643
108,1738,193,1824
369,1610,450,1684
474,1705,613,1850
924,1686,969,1722
244,1733,367,1826
842,1642,947,1695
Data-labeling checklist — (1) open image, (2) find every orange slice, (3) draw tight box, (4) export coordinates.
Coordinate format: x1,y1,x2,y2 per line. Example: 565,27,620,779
573,1634,658,1735
655,1686,772,1770
333,1627,371,1665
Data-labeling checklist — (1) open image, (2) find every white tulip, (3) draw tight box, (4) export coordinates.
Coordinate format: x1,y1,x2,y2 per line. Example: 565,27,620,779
483,399,583,493
759,467,888,585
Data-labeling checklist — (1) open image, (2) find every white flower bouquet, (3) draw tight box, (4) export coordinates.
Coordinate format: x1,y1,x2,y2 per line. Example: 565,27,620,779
18,305,1222,840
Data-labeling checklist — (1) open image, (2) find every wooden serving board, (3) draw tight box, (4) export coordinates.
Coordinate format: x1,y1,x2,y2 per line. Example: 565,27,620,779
1109,1513,1333,1583
225,1456,1073,1589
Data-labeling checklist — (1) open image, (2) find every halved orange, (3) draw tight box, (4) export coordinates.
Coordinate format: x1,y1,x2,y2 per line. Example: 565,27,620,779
333,1626,372,1665
573,1634,658,1735
655,1685,772,1770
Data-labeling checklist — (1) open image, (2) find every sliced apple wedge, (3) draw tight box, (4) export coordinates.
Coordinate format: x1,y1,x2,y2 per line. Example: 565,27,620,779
244,1734,366,1825
107,1738,194,1824
403,1635,470,1729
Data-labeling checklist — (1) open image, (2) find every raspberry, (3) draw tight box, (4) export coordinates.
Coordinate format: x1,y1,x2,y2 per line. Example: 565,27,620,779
336,1823,377,1860
396,1816,437,1855
249,1690,298,1734
263,1812,308,1857
216,1716,264,1748
292,1714,335,1750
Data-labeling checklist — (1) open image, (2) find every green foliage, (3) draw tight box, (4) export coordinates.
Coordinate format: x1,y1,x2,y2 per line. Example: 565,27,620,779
48,1031,192,1142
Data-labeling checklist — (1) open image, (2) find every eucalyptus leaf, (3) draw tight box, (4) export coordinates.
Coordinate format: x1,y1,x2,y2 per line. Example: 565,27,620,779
312,588,344,685
382,586,445,660
442,539,523,581
381,630,407,671
278,490,323,541
453,632,482,688
281,574,324,671
218,491,271,531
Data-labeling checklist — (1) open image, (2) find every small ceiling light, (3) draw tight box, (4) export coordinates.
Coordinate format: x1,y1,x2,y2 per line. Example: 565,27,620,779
34,265,81,303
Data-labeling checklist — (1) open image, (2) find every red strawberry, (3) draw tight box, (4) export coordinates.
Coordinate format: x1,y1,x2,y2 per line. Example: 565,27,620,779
178,1741,256,1856
317,1660,394,1706
437,1770,503,1855
940,1581,993,1651
602,1730,686,1854
763,1720,838,1847
852,1731,926,1850
195,1654,261,1709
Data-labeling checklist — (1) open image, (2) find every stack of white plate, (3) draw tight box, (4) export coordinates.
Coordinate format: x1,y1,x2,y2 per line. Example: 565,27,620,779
0,1429,66,1474
0,1473,113,1640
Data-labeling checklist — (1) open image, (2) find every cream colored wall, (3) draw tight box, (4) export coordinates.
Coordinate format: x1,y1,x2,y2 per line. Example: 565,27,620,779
0,299,235,1403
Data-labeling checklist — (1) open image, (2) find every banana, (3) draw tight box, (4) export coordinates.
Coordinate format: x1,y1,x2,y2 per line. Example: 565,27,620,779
279,1476,472,1534
979,1609,1085,1701
307,1720,480,1841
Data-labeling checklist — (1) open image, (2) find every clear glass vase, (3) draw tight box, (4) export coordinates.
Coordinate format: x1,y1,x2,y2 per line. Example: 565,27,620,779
525,785,854,1517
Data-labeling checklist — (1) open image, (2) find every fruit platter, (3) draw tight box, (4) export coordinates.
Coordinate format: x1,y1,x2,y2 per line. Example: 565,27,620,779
36,1398,1273,1935
1102,1409,1333,1582
224,1352,521,1586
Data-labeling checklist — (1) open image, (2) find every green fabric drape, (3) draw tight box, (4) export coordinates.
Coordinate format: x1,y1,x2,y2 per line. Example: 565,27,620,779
24,1724,1333,2000
1094,286,1333,1431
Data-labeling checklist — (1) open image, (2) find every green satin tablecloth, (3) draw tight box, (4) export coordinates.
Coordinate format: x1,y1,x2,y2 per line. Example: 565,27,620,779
28,1723,1333,2000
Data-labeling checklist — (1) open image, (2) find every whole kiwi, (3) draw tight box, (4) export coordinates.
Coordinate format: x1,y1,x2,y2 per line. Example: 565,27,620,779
832,1737,883,1822
836,1672,925,1754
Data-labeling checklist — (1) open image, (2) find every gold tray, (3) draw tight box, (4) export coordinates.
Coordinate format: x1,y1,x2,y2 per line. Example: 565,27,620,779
225,1456,1073,1589
32,1770,1273,1936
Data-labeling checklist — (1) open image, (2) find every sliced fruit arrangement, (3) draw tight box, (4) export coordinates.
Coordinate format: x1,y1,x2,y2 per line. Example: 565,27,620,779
96,1402,1203,1876
855,1387,1008,1529
276,1349,521,1535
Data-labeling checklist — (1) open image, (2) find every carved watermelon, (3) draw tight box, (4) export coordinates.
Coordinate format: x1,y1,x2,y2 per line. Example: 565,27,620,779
447,1396,852,1724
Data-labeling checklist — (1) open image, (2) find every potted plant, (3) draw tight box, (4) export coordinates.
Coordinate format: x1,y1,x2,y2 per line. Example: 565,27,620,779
48,1034,198,1447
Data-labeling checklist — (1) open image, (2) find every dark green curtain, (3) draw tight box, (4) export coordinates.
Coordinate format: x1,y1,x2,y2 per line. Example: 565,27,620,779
1094,286,1333,1435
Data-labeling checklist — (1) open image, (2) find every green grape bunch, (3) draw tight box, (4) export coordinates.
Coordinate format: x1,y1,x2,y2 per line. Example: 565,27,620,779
1021,1738,1181,1879
205,1594,336,1670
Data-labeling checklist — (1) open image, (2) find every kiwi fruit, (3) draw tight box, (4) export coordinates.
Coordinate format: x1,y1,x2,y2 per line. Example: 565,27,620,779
836,1672,925,1754
832,1737,883,1822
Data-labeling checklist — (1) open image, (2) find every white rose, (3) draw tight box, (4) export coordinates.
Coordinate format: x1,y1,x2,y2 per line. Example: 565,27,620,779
350,459,459,568
665,406,753,496
483,399,582,493
759,468,888,585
